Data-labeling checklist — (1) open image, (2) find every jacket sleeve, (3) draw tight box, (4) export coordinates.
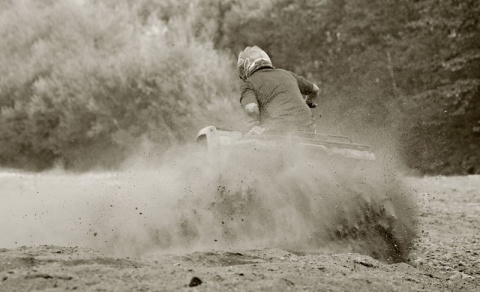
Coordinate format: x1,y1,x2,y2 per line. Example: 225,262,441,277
239,80,258,108
289,72,315,95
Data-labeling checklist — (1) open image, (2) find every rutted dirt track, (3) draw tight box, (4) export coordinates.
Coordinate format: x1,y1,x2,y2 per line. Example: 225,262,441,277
1,173,479,291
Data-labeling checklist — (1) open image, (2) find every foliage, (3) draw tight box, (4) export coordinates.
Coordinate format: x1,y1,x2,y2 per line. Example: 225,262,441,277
0,0,239,170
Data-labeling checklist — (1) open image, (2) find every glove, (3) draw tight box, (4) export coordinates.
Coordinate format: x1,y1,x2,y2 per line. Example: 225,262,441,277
305,83,320,108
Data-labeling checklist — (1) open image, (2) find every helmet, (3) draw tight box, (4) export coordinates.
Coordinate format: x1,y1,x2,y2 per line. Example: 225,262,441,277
237,46,273,80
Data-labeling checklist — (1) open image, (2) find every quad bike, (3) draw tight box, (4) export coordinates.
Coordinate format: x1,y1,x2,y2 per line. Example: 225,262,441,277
194,125,415,263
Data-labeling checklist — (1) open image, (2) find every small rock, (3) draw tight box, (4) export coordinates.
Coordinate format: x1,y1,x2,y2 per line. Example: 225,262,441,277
354,257,378,268
443,266,453,271
215,275,224,281
280,278,295,286
449,272,462,281
413,258,425,266
189,277,202,287
461,273,474,280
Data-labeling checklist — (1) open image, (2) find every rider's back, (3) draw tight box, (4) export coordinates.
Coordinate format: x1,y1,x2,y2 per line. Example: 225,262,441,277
241,68,315,133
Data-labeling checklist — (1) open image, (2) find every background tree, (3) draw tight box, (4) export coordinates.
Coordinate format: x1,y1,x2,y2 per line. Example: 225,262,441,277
0,0,240,170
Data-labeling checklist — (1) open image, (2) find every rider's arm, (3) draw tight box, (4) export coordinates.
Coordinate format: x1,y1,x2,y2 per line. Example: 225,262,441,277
290,72,320,108
240,81,260,119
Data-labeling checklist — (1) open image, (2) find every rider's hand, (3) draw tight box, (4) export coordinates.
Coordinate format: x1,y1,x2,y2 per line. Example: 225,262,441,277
305,84,320,108
244,103,260,118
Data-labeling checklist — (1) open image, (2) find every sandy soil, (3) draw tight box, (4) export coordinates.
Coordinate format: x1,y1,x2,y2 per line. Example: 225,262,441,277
1,170,479,291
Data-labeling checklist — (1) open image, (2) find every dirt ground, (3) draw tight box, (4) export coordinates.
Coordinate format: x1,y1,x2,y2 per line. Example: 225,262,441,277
0,173,479,291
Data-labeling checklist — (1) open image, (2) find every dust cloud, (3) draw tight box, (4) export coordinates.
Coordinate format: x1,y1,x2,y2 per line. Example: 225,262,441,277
0,140,417,262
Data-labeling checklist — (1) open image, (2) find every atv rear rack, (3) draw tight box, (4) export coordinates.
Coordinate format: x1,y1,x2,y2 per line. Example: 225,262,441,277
196,126,376,161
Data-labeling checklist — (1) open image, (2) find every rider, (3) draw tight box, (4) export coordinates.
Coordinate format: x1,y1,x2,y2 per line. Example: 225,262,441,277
238,46,320,134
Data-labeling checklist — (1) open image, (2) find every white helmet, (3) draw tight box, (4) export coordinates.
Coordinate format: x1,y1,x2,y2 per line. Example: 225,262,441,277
237,46,273,80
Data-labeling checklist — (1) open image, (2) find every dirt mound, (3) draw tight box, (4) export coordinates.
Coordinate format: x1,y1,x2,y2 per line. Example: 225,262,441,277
0,245,448,291
1,171,480,291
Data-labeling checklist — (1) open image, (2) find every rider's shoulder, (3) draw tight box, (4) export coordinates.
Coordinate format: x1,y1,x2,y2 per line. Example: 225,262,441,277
255,68,292,76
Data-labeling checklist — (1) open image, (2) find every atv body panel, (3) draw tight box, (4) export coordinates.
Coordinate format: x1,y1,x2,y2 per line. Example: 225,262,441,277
196,126,375,162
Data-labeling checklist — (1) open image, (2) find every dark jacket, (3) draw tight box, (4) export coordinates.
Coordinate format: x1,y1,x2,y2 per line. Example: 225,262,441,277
240,68,316,133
